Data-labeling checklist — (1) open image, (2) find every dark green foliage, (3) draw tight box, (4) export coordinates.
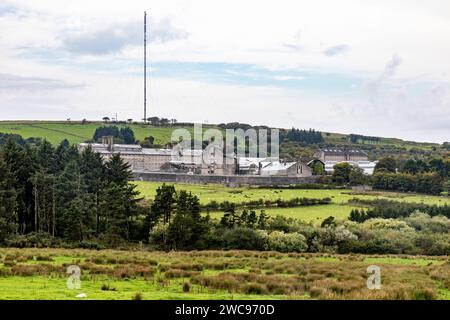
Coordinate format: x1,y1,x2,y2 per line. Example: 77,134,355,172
372,172,443,194
348,134,380,144
321,216,336,227
443,142,449,150
55,161,94,241
0,133,26,146
79,145,105,235
312,162,325,175
149,184,176,225
0,156,17,243
332,162,352,184
349,166,367,186
1,140,35,234
374,157,397,174
348,199,450,220
222,227,267,250
0,138,142,246
101,155,140,245
220,209,262,229
148,186,210,250
203,197,331,211
166,191,210,250
140,136,155,148
400,158,449,179
92,126,136,144
282,128,324,144
349,209,368,223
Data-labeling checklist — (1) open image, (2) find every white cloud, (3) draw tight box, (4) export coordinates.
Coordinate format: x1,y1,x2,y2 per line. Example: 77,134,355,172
0,0,449,142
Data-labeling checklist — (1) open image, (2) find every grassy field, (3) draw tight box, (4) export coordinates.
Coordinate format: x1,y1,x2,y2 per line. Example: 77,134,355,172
133,182,450,222
0,121,192,145
323,132,440,151
0,248,448,300
0,121,443,151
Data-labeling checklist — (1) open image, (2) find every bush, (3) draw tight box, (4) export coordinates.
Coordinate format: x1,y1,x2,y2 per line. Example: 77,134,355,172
243,282,267,295
404,212,450,233
132,292,143,300
363,218,415,232
372,172,443,195
148,222,169,248
5,232,58,248
222,228,268,250
267,231,308,253
101,283,117,291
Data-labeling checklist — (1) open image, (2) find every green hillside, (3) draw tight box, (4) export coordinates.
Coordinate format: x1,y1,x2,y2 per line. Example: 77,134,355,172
0,121,192,145
0,121,444,159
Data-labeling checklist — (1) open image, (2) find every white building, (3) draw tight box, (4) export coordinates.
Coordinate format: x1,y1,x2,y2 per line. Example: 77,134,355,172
238,157,312,177
324,160,378,175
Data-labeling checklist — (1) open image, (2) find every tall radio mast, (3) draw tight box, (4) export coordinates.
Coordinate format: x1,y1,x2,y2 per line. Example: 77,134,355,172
144,11,147,123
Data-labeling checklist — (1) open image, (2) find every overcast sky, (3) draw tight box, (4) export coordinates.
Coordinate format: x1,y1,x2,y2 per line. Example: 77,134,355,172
0,0,449,143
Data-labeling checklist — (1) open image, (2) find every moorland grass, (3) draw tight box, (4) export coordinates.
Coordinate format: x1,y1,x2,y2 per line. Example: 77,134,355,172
0,248,448,300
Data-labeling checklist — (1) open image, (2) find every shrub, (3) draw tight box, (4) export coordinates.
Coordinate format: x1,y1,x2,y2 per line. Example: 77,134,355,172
101,283,117,291
267,231,308,253
36,255,53,262
165,269,198,279
243,282,267,295
222,228,268,250
132,292,143,300
363,219,415,232
11,264,64,276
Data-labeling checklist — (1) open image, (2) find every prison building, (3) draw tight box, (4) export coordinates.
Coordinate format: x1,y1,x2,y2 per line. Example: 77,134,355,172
237,157,312,177
314,148,368,162
77,136,173,172
324,160,378,175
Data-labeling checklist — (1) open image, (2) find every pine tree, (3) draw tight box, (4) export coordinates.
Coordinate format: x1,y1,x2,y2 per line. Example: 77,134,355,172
0,156,17,243
56,160,94,241
149,184,176,225
30,140,58,234
30,170,55,234
55,140,80,170
101,154,139,245
36,140,58,174
80,145,106,235
167,191,208,249
1,140,35,234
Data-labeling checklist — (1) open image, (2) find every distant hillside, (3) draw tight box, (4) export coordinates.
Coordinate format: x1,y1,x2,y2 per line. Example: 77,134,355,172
0,121,446,160
0,121,190,145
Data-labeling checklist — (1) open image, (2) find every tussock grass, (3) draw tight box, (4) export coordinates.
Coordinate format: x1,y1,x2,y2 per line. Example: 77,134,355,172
0,248,448,300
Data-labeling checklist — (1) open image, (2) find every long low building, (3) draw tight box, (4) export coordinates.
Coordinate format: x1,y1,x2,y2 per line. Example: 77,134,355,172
314,148,369,162
78,136,313,177
78,138,173,172
324,160,378,175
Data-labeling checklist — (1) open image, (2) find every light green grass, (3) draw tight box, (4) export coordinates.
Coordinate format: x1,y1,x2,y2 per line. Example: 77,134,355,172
1,121,442,152
363,257,447,266
133,181,450,222
323,132,439,151
0,121,195,145
133,182,449,206
0,276,282,300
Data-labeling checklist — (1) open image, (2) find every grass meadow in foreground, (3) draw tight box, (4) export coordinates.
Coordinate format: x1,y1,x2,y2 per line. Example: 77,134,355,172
0,248,448,300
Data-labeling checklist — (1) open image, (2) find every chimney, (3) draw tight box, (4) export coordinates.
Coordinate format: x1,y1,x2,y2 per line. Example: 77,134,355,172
102,136,114,152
